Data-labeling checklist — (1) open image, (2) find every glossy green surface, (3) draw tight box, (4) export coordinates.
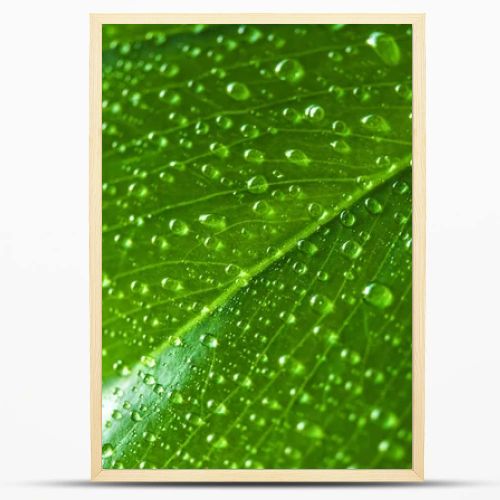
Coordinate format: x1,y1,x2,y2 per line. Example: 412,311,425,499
102,23,413,469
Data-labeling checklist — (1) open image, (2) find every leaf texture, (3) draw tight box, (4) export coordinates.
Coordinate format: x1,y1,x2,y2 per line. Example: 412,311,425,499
101,23,413,469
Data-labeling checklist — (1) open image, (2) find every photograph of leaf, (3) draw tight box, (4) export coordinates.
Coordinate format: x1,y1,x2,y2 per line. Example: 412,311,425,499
101,23,413,470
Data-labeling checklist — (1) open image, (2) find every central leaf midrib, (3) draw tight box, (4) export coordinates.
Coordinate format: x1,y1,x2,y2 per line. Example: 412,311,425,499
103,160,410,390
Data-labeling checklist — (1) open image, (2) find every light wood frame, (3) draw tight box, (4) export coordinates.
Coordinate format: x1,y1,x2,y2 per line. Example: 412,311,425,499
90,13,425,482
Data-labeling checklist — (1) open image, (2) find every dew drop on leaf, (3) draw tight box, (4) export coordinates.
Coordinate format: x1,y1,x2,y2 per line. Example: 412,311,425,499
226,81,251,101
362,282,394,309
285,149,310,167
247,175,269,194
102,443,114,458
274,58,305,83
364,197,383,215
360,114,391,133
340,210,356,227
198,213,227,230
341,240,363,260
366,32,401,66
169,218,189,236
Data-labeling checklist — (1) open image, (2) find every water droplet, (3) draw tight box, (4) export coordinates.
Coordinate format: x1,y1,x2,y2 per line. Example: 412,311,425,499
247,175,269,194
296,421,325,439
341,240,362,259
112,410,122,420
244,148,265,164
144,374,156,385
362,282,394,309
169,219,189,236
309,294,333,314
130,280,149,295
201,163,221,180
360,114,391,133
332,120,350,136
364,197,383,215
282,107,301,123
198,213,227,230
274,59,305,83
131,411,142,422
367,32,401,66
297,239,318,256
140,355,156,368
307,202,325,220
142,431,156,443
161,277,183,291
316,270,329,281
102,443,114,458
305,104,325,122
209,142,230,158
293,261,308,275
252,200,272,216
226,81,251,101
340,210,356,227
330,139,351,154
285,149,310,167
393,180,409,194
240,123,260,138
200,333,218,348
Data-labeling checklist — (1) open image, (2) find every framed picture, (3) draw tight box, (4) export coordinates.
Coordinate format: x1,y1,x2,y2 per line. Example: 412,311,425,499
90,13,425,482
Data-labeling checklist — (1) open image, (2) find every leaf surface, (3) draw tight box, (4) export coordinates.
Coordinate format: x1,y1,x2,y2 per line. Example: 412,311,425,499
101,23,413,469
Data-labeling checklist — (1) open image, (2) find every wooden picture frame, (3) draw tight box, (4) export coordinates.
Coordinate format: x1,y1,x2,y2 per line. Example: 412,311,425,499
90,13,425,482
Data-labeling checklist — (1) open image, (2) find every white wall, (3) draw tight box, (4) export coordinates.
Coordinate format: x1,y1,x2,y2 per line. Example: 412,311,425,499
1,1,499,499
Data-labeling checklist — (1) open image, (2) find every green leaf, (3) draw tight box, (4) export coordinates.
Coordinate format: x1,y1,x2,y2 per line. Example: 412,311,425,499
101,23,413,470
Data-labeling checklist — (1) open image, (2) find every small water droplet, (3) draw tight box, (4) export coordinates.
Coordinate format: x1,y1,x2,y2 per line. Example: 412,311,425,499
367,32,401,66
360,114,391,133
226,81,251,101
198,213,227,230
364,197,383,215
244,148,265,164
252,200,272,216
169,218,189,236
309,294,333,314
285,149,310,167
274,59,305,83
247,175,269,194
362,282,394,309
341,240,362,259
102,443,114,458
297,239,318,256
140,355,156,368
305,104,325,122
307,202,325,220
330,139,351,154
340,210,356,227
332,120,350,136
